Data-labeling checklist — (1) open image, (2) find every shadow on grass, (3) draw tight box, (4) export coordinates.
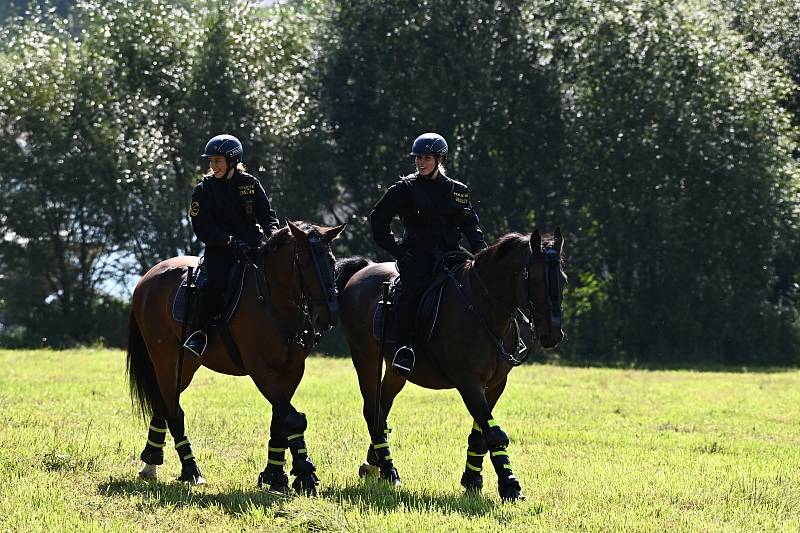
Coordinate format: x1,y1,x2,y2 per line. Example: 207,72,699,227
98,477,289,514
97,475,538,518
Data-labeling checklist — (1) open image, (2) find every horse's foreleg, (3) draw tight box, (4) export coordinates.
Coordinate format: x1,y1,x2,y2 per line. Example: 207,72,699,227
458,380,524,501
257,411,289,492
460,378,506,493
252,367,318,496
167,407,206,485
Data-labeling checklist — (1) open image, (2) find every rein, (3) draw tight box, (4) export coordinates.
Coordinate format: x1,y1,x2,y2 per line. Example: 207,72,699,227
444,252,531,367
446,242,563,367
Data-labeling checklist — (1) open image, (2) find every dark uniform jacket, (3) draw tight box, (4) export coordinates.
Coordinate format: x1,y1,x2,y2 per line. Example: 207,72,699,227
189,171,280,249
370,172,487,259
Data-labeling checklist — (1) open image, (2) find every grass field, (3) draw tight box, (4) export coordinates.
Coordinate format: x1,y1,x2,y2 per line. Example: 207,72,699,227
1,349,800,532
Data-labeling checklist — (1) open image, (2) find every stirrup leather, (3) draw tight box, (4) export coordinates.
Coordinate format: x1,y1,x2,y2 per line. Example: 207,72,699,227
183,330,208,358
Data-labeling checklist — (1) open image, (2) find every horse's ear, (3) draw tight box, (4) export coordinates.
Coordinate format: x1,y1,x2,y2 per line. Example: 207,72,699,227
287,219,306,241
554,227,564,253
322,223,346,243
530,228,542,251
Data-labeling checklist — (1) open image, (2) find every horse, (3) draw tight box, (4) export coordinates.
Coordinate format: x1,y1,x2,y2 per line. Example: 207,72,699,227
126,220,345,494
334,228,566,501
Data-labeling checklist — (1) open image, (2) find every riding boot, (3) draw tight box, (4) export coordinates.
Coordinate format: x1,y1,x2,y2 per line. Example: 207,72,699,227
391,299,416,376
183,290,216,358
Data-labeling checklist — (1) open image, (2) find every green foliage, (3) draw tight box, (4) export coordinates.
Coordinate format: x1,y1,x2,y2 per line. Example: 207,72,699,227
549,0,800,362
0,0,798,363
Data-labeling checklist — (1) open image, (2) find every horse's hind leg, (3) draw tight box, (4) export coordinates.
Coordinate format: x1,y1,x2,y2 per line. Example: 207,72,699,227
138,414,168,480
358,365,405,486
458,379,524,501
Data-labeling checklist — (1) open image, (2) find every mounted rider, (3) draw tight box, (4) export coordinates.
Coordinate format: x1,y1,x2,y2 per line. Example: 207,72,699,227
184,134,280,357
369,133,488,375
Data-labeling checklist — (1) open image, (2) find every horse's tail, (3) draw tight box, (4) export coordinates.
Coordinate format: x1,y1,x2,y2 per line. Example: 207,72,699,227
335,255,371,294
126,311,159,420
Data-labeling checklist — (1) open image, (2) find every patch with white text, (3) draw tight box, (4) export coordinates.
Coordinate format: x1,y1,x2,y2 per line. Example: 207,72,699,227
453,191,470,204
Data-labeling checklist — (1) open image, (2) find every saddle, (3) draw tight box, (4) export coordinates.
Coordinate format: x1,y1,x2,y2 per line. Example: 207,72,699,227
171,259,249,326
372,252,471,345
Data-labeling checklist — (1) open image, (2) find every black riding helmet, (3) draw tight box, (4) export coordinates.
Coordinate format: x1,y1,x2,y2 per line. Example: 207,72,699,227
409,133,448,157
202,134,243,171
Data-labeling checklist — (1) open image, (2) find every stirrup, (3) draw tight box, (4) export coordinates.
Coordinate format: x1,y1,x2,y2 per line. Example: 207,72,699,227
183,330,208,358
391,345,415,376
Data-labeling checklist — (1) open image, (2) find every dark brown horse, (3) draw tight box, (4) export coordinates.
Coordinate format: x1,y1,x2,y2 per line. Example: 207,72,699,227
335,229,565,501
126,220,344,494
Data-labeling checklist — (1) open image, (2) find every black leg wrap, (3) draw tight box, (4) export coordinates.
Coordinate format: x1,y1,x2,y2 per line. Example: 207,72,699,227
461,427,487,492
140,419,167,465
284,412,318,495
258,438,289,491
174,435,203,482
484,422,524,501
370,428,400,485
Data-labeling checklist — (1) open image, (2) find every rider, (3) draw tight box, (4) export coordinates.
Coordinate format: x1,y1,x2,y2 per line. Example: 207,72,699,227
369,132,488,375
184,134,280,357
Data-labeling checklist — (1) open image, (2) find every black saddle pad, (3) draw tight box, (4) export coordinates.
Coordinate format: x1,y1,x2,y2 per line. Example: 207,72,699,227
372,253,469,345
172,265,207,324
171,261,249,325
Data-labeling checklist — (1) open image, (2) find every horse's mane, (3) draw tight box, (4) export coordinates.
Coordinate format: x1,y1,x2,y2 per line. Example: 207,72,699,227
262,221,321,253
473,231,564,265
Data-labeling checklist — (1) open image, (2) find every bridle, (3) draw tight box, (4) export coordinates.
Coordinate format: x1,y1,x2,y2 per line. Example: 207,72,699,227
448,240,564,366
250,233,339,349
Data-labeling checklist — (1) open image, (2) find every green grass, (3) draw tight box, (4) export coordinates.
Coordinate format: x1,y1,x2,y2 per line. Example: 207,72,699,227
1,349,800,531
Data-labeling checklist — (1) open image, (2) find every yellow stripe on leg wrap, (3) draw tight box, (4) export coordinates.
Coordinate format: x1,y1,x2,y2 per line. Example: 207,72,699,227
268,447,286,453
267,459,286,466
467,451,485,457
466,463,482,472
472,421,482,432
491,450,509,457
487,419,498,428
287,433,303,441
372,443,390,449
147,439,165,448
174,439,189,448
181,453,195,461
148,425,168,433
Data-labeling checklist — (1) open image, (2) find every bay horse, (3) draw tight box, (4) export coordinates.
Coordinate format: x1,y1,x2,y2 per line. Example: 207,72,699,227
126,220,344,494
335,229,565,501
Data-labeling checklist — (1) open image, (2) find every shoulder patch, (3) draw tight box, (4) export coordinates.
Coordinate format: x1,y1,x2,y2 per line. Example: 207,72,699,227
453,191,470,204
189,201,200,217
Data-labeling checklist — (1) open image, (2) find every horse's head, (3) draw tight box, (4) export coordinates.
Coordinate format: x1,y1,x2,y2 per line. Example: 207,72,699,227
524,228,567,349
287,220,346,332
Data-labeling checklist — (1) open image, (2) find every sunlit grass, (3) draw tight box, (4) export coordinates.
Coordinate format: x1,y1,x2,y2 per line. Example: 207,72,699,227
1,349,799,531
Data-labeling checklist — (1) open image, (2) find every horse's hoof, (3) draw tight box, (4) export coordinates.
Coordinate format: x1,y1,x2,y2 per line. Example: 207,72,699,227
258,468,289,493
138,463,158,480
358,462,380,478
460,471,483,493
380,465,402,487
292,472,319,496
177,462,205,485
498,475,525,501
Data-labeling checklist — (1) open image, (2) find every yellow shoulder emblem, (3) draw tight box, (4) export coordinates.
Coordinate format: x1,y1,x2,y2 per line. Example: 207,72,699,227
453,191,470,204
189,201,200,217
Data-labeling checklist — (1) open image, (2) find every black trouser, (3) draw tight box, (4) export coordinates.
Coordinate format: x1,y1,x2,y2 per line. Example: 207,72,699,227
192,248,236,332
394,251,436,347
